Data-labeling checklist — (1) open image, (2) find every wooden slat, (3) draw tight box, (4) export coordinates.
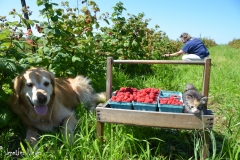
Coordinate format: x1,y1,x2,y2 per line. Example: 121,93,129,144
202,58,211,96
113,59,205,65
96,106,213,130
202,58,211,108
97,121,104,136
106,57,113,100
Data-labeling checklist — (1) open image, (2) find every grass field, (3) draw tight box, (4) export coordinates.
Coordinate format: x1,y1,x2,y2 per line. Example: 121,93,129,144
0,45,239,159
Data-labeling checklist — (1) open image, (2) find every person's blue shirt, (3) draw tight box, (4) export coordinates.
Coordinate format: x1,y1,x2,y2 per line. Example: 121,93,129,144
181,38,209,59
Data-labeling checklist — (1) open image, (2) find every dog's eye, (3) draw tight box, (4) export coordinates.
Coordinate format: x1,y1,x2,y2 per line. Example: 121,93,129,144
44,82,50,87
26,83,33,87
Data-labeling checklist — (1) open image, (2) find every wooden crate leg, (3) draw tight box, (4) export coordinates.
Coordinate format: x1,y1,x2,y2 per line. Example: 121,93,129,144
97,121,104,145
202,130,210,159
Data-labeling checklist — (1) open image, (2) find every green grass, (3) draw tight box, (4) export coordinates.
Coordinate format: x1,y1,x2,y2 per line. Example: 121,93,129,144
0,45,240,159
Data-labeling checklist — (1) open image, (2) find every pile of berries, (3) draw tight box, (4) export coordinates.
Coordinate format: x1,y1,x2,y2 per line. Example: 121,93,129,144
111,87,160,104
159,95,183,105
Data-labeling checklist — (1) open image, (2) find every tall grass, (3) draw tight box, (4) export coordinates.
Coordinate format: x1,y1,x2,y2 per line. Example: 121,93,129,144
0,45,239,159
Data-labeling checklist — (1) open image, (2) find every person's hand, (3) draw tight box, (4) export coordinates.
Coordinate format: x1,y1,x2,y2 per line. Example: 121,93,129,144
163,54,170,57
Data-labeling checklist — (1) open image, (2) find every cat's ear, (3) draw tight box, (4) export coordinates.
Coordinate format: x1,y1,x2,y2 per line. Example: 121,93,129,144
185,83,195,91
200,97,208,104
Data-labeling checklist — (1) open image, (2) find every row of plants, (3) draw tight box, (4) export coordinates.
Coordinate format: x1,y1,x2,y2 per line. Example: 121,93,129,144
228,38,240,49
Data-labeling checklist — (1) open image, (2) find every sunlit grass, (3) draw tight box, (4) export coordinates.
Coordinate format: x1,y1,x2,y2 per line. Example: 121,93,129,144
0,45,239,159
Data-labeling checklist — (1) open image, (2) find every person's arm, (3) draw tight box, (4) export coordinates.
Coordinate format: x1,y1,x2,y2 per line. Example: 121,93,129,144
164,50,185,57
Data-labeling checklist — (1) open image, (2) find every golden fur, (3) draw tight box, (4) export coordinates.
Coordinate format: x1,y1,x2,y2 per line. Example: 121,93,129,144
8,68,105,147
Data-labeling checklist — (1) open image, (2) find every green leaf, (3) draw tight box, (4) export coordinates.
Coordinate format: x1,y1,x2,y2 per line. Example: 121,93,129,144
124,42,129,47
51,3,59,6
5,60,17,71
44,47,50,53
1,42,11,48
39,8,47,15
36,0,44,6
32,20,40,23
9,21,20,26
66,68,75,75
20,142,28,156
0,30,10,40
0,108,13,128
51,15,58,22
35,57,43,63
53,28,61,35
13,41,25,50
132,40,138,47
111,12,117,17
44,27,53,34
44,3,53,10
27,20,35,26
56,9,63,16
103,19,110,25
72,56,81,63
0,89,9,102
95,23,100,29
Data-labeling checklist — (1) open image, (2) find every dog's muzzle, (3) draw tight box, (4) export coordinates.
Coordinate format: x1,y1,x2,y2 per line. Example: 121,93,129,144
27,92,49,116
37,92,47,104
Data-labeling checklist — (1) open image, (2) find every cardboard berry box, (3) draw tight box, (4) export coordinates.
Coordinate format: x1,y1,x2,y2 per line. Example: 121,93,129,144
108,100,133,110
159,90,183,99
158,103,184,113
158,90,184,113
132,101,157,111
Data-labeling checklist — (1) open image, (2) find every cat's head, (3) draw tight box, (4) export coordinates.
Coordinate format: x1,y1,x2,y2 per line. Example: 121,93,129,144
185,95,208,113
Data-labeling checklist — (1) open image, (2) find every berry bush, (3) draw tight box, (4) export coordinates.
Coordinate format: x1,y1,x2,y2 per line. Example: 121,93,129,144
200,37,217,48
228,38,240,49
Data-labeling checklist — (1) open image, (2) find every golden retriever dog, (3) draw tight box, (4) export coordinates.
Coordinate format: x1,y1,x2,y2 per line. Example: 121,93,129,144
8,67,105,148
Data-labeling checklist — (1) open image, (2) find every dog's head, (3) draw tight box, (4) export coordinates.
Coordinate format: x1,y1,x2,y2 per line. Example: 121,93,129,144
13,68,55,116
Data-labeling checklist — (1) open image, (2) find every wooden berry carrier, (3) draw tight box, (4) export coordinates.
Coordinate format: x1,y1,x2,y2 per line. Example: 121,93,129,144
96,57,214,159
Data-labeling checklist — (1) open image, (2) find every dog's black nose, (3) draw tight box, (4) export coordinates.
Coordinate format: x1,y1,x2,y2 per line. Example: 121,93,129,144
37,92,47,104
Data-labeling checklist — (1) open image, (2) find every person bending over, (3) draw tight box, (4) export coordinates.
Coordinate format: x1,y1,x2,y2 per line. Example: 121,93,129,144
164,33,210,61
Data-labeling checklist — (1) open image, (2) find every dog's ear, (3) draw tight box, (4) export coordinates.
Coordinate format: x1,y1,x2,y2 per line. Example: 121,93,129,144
13,75,23,104
48,71,55,91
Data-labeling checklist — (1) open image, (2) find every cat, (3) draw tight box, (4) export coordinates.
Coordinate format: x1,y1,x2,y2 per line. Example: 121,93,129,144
183,83,208,114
